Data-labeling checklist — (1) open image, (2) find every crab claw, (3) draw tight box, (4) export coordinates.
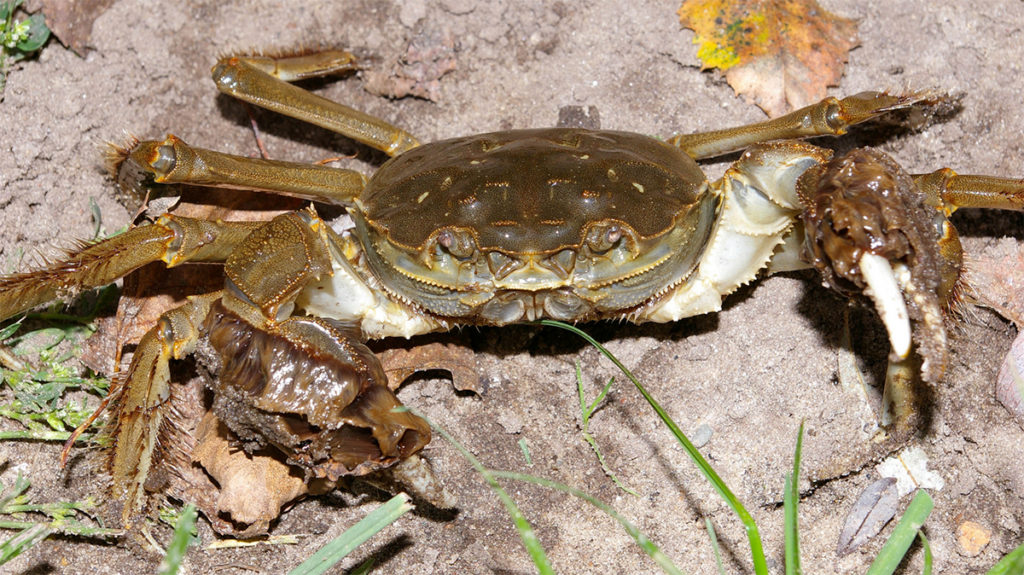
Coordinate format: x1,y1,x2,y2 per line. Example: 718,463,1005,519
858,253,912,359
800,148,960,382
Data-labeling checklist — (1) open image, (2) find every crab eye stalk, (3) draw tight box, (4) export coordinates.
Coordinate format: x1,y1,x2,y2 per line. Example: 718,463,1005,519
584,223,623,253
419,228,478,271
436,228,477,259
824,100,844,132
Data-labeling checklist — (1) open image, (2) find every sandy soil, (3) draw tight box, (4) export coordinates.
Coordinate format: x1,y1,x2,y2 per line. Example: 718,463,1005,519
1,0,1022,573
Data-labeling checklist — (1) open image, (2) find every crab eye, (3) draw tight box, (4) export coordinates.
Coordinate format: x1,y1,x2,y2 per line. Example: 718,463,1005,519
436,228,477,259
585,223,623,253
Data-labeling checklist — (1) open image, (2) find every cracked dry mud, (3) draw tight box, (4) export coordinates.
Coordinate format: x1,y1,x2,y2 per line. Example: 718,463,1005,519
1,1,1023,573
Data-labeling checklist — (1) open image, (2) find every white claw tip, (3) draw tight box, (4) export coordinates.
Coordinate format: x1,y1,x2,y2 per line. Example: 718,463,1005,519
859,253,912,359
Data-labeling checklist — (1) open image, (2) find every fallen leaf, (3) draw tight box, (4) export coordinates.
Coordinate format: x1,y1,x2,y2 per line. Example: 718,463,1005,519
678,0,858,116
965,240,1024,423
380,340,483,394
968,240,1024,327
34,0,116,55
191,412,328,537
837,477,899,556
996,331,1024,424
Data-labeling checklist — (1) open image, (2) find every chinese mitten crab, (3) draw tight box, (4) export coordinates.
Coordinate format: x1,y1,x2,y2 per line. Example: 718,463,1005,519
1,50,1022,530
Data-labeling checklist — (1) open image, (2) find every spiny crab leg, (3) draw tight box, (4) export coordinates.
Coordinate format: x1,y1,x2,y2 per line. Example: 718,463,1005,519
0,216,259,322
669,90,944,160
858,253,912,359
106,291,220,525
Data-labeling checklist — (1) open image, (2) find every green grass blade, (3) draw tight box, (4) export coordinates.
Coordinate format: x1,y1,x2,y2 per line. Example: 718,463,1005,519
0,523,52,565
920,531,932,575
157,503,197,575
0,519,119,538
865,490,934,575
540,320,768,574
0,474,29,508
784,422,804,575
426,416,555,574
705,519,726,575
518,438,533,465
986,540,1024,575
289,493,414,575
491,470,685,575
575,361,639,496
0,320,20,341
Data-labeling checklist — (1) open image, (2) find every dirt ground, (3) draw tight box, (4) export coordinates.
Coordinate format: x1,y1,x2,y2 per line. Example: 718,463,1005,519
1,0,1023,573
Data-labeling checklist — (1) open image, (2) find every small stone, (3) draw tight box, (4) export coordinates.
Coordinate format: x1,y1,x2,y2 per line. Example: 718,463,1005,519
399,0,426,28
691,423,713,448
497,411,524,434
956,521,991,556
441,0,476,15
556,105,601,130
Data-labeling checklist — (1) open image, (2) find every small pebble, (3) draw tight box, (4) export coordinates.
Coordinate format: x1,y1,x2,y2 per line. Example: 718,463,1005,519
691,423,713,448
957,520,991,556
399,0,426,28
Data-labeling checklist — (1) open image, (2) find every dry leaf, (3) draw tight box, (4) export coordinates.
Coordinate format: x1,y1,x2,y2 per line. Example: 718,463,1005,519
380,340,483,393
966,241,1024,422
678,0,858,116
968,240,1024,327
996,331,1024,424
837,477,898,556
191,412,323,537
34,0,116,55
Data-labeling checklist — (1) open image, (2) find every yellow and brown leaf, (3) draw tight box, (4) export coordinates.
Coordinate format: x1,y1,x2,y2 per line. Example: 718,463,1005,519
679,0,858,116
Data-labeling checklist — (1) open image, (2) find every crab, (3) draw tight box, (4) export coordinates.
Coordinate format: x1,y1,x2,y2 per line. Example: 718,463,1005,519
1,49,1022,532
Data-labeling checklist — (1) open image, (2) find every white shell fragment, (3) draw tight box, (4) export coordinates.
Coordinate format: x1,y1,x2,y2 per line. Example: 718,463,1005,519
876,446,945,497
